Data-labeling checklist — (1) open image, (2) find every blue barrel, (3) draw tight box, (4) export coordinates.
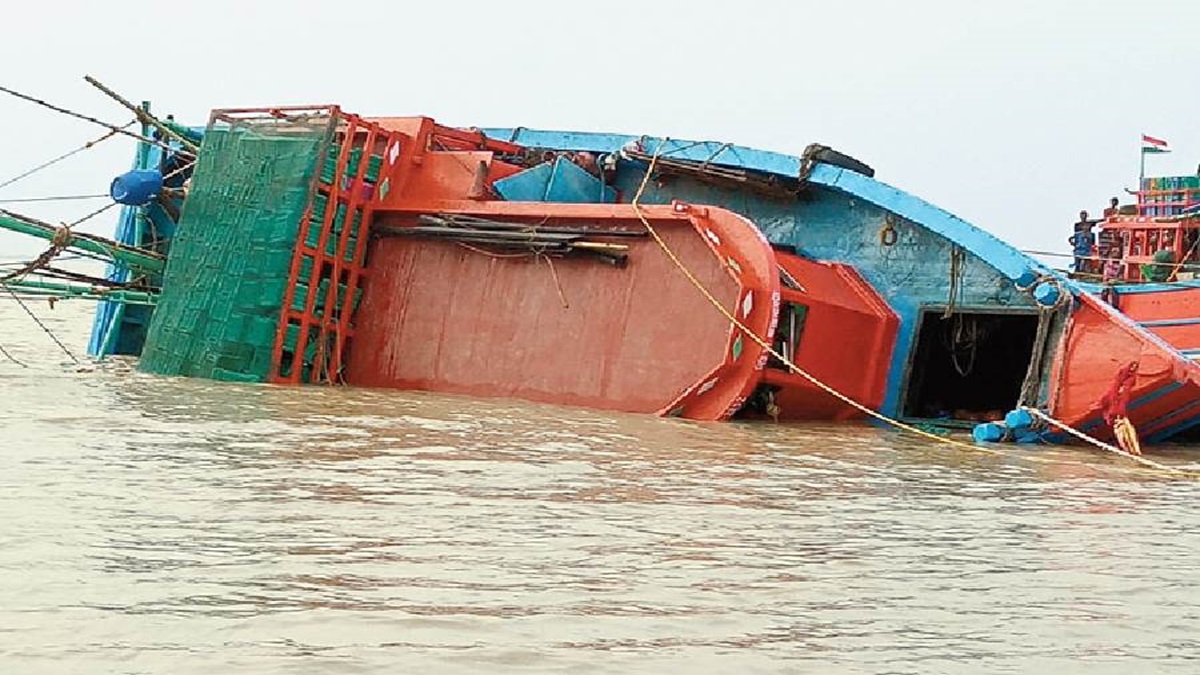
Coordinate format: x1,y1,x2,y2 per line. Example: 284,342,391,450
1004,408,1034,431
1033,281,1061,308
972,422,1005,443
1013,428,1042,444
1014,269,1039,290
110,169,164,206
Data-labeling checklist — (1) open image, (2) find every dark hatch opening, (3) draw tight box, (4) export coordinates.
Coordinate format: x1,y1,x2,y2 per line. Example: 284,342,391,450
903,311,1040,422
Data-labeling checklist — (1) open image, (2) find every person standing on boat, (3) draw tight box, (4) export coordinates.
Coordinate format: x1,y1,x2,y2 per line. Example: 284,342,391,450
1102,245,1124,283
1103,197,1120,219
1097,224,1123,282
1069,210,1098,274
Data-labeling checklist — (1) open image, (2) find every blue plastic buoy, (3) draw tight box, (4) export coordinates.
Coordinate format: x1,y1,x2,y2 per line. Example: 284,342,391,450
973,422,1005,443
1033,281,1060,307
110,169,163,206
1013,428,1042,444
1014,269,1039,290
1004,408,1034,431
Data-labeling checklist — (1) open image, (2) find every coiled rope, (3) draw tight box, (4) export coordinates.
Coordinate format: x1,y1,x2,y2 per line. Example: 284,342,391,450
630,141,1200,478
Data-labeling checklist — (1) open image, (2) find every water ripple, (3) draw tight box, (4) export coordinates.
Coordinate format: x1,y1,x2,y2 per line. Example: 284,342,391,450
3,303,1200,673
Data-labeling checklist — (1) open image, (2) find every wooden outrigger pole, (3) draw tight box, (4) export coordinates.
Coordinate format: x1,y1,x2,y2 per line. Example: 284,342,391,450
0,209,165,276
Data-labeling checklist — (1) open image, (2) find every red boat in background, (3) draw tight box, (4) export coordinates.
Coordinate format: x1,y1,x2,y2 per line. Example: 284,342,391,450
1046,172,1200,444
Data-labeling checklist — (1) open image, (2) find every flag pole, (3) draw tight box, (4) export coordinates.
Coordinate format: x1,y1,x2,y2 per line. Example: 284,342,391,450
1137,133,1147,183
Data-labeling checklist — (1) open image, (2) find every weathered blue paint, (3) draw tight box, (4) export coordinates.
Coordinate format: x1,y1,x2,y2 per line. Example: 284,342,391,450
601,155,1038,416
806,164,1050,285
494,157,616,203
545,158,616,203
486,128,638,153
492,162,554,201
487,128,1054,279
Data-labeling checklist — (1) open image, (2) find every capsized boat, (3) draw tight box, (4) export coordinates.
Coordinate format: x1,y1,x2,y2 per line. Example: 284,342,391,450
2,95,1197,450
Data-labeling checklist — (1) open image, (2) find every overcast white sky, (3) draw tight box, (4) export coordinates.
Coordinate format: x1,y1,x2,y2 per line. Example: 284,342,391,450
1,0,1197,261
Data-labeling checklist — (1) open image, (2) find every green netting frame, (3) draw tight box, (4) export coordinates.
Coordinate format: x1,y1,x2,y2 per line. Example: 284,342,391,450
138,109,336,382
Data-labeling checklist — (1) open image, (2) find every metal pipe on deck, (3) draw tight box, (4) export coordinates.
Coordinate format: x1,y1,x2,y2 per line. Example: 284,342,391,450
3,278,158,305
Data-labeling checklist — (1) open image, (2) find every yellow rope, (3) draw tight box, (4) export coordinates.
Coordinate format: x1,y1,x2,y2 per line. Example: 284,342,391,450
630,141,1200,478
1021,407,1200,478
629,142,996,454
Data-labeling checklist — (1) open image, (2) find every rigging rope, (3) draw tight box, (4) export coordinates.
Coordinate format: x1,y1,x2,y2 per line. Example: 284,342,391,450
1018,307,1056,406
947,313,978,378
66,201,119,229
1,282,78,363
0,194,108,204
64,157,196,230
1021,407,1200,477
0,337,28,368
0,225,72,283
0,84,185,156
0,124,131,193
943,245,964,318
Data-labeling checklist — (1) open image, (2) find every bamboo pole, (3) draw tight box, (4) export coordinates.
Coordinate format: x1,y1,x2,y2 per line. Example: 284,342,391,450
0,210,165,274
0,83,186,156
3,278,157,305
84,76,201,153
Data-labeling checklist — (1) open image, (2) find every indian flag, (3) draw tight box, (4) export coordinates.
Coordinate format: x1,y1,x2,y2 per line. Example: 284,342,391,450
1142,134,1170,153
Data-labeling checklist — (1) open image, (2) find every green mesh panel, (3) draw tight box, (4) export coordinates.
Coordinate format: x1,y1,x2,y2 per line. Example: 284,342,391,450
138,113,334,382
